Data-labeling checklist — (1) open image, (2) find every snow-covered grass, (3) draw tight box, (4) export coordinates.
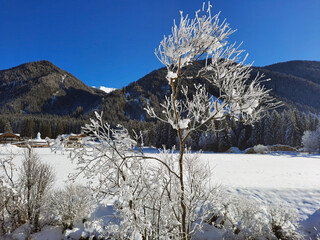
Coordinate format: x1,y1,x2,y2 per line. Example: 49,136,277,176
2,145,320,218
198,152,320,220
1,145,320,238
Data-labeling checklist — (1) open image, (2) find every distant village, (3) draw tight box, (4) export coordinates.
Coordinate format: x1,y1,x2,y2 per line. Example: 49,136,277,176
0,132,86,148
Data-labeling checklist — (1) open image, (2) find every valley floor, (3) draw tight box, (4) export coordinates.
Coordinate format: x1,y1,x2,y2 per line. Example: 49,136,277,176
1,145,320,239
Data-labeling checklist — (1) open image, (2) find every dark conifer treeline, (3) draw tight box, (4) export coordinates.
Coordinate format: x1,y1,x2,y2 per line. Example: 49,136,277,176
126,109,319,152
0,114,85,139
1,109,318,151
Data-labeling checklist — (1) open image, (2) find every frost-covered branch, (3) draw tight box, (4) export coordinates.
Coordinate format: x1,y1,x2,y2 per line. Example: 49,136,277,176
149,2,280,140
146,2,281,239
155,2,234,83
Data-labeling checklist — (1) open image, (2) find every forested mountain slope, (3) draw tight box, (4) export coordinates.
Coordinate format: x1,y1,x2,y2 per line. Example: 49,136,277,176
264,60,320,85
0,60,319,138
0,60,105,115
101,60,320,123
253,60,320,112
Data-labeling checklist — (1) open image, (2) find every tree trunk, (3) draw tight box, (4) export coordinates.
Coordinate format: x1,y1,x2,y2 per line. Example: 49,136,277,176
179,144,187,240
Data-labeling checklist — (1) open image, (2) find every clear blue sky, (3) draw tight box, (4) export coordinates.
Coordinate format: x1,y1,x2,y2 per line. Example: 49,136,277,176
0,0,319,89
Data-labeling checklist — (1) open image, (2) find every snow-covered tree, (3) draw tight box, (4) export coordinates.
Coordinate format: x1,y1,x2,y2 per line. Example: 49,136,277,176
249,118,265,146
60,2,279,240
217,119,231,152
19,147,55,233
44,184,92,230
263,112,273,146
0,149,23,235
285,109,302,147
270,110,282,144
302,128,320,153
198,130,216,151
60,114,222,239
145,2,278,238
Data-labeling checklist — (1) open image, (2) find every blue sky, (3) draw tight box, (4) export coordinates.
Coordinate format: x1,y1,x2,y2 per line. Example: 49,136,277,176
0,0,319,89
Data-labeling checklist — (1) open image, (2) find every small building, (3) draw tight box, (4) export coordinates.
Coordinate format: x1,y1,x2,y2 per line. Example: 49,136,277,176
0,132,22,144
63,133,87,148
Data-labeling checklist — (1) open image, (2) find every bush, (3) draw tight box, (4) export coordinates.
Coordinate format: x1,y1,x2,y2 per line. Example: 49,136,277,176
226,147,241,153
302,128,320,153
269,145,297,152
19,147,55,233
0,147,55,236
245,145,269,154
266,204,302,239
253,144,270,154
45,184,93,231
244,148,257,154
207,195,302,239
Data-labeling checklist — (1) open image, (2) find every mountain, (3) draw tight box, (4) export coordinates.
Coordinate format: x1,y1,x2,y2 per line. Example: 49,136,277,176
0,60,105,115
0,60,319,125
100,60,320,123
252,60,320,112
263,60,320,85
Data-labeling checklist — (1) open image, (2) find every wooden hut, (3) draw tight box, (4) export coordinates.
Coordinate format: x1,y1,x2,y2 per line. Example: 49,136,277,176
64,133,87,148
0,133,22,144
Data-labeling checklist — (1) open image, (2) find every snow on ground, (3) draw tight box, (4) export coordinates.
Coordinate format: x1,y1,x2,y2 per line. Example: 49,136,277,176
0,146,83,187
2,145,319,219
92,86,116,94
1,145,320,238
197,152,320,219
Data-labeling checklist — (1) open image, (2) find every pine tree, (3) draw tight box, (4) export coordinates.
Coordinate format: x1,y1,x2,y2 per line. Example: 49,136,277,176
22,119,35,138
263,112,273,145
54,121,65,138
217,119,231,152
270,110,282,144
237,128,247,149
285,109,301,147
167,125,177,148
40,122,52,139
279,110,288,144
4,121,13,133
155,122,168,148
0,118,12,133
250,118,264,146
199,130,216,151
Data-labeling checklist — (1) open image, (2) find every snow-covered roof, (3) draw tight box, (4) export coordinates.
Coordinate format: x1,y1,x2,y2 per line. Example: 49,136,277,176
0,132,21,137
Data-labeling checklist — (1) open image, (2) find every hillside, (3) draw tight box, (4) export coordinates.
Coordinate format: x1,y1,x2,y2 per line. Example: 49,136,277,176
101,60,320,123
0,59,319,128
253,60,320,112
0,60,105,115
263,60,320,85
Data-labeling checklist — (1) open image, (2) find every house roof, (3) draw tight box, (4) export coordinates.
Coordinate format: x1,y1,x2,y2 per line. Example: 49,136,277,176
0,132,21,139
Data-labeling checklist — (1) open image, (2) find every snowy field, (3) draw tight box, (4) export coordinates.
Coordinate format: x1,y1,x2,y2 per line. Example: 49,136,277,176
2,145,319,220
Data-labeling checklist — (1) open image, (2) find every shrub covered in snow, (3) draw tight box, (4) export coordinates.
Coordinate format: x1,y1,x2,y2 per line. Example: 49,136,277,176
0,147,55,236
253,144,270,154
302,128,320,153
0,149,25,235
44,184,93,231
266,204,302,240
226,147,242,153
19,147,55,233
206,195,302,239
